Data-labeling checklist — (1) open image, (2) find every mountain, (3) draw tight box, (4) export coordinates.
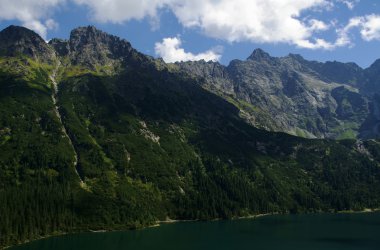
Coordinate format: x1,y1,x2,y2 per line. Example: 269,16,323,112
175,49,380,139
1,25,380,248
0,25,56,62
176,49,380,139
363,59,380,94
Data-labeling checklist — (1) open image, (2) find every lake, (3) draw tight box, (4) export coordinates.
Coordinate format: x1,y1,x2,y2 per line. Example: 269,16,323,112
10,213,380,250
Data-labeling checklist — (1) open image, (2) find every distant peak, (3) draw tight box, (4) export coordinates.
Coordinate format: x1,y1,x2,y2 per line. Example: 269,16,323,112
2,25,24,32
0,25,54,61
0,25,44,41
2,25,31,32
288,53,305,61
71,25,101,34
68,25,134,67
69,25,107,40
69,25,130,47
369,59,380,70
247,48,271,61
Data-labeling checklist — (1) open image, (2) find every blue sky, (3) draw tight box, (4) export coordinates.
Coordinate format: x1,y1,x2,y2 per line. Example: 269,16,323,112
0,0,380,68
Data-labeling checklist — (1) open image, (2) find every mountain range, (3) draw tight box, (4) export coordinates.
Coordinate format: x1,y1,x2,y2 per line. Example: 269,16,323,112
1,25,380,248
176,49,380,139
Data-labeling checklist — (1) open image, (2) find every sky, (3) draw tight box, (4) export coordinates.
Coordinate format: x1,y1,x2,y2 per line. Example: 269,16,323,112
0,0,380,68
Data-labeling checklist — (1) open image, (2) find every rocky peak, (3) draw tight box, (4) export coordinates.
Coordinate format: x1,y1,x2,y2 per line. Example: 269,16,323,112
176,60,227,77
247,48,272,61
69,26,110,49
279,54,309,71
361,59,380,94
0,25,55,62
306,60,363,86
287,53,305,62
368,59,380,72
68,26,133,67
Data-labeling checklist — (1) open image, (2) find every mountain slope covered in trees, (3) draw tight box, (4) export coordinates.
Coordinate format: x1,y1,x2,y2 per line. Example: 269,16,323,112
1,25,380,248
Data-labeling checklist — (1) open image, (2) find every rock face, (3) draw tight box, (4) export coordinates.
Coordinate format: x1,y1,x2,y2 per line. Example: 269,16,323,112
175,60,234,94
363,59,380,94
0,25,55,62
49,26,142,72
67,26,134,69
291,55,365,87
177,49,378,139
49,38,70,57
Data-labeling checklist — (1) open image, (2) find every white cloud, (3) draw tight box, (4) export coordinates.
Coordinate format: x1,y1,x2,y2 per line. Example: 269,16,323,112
308,19,330,32
0,0,65,38
0,0,377,52
296,38,335,50
45,18,59,30
336,0,359,10
170,0,329,45
359,15,380,41
155,37,222,63
334,17,361,47
70,0,336,49
335,14,380,48
72,0,169,23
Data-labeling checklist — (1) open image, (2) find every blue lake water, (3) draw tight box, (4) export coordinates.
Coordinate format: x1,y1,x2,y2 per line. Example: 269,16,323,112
11,213,380,250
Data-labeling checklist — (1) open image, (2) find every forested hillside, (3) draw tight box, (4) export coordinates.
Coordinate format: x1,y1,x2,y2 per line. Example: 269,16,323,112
1,25,380,248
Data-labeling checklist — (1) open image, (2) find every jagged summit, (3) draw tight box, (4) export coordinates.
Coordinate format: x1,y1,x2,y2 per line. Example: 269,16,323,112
65,25,135,68
368,58,380,70
0,25,40,39
0,25,139,69
0,25,55,62
287,53,305,61
70,25,99,36
176,46,376,139
247,48,272,61
69,26,132,53
69,25,130,48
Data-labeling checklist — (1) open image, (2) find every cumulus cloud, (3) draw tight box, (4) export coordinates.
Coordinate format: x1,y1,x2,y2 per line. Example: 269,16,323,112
0,0,377,51
74,0,371,51
359,15,380,41
296,38,336,50
155,37,222,63
79,0,331,47
171,0,329,44
69,0,335,49
0,0,64,38
72,0,168,23
308,19,330,32
335,14,380,48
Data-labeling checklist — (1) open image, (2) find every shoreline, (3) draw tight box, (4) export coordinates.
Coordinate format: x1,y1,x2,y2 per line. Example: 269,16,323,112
337,208,380,214
3,231,67,250
233,212,279,220
4,208,380,249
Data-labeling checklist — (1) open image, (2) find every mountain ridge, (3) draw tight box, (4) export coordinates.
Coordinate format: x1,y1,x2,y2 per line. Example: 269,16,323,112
175,47,380,139
2,24,380,138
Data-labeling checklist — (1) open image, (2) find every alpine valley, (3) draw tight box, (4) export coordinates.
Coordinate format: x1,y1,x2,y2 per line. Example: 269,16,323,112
1,25,380,248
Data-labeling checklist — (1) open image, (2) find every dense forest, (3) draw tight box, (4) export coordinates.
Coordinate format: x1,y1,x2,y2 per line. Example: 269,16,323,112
1,26,380,248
